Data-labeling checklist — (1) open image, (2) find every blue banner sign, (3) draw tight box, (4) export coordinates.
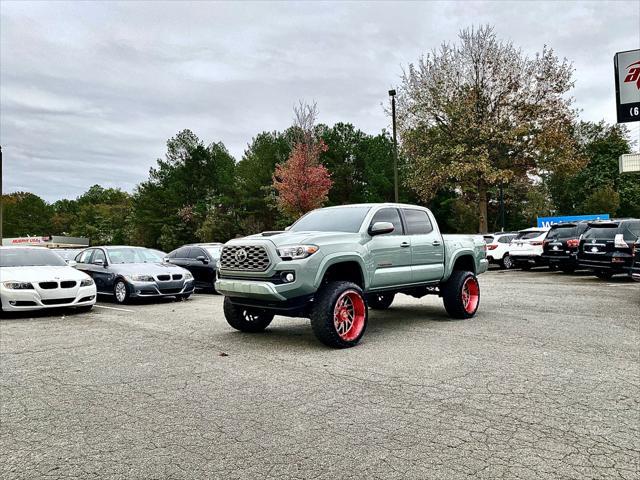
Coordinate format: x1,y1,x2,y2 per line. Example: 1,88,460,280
537,214,610,228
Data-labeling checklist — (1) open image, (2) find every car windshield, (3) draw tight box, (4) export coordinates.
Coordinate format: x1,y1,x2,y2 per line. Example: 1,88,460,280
0,248,68,267
515,231,545,240
204,246,221,257
107,248,162,264
547,226,577,240
583,226,619,240
290,207,371,233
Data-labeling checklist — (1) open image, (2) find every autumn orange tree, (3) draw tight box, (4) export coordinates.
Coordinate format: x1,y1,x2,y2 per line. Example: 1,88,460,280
273,102,332,219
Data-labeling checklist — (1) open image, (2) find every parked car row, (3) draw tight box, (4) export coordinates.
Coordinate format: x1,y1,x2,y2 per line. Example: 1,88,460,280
485,218,640,281
1,242,225,313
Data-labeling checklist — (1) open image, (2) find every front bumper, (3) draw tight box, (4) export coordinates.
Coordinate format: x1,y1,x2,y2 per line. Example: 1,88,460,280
0,285,97,312
127,279,195,298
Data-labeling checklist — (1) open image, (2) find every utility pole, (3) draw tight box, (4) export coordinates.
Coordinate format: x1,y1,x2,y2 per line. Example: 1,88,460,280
499,181,505,232
389,89,399,203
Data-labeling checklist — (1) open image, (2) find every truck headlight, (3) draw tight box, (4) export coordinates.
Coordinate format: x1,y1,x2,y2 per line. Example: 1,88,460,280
2,281,34,290
127,274,154,282
277,245,319,260
80,278,95,287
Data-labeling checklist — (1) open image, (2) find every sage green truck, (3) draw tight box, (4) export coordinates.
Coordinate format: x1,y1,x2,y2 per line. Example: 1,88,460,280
216,203,488,348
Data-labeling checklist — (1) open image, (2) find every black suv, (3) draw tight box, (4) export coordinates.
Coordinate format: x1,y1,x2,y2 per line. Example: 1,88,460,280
541,221,590,273
631,239,640,281
166,243,222,291
577,219,640,279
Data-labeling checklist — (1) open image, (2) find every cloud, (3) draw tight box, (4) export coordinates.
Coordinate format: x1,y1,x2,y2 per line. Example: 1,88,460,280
1,0,638,201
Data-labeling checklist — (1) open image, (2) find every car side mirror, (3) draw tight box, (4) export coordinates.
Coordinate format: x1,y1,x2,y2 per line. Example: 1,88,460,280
93,259,107,267
67,260,77,267
369,221,395,236
196,255,209,264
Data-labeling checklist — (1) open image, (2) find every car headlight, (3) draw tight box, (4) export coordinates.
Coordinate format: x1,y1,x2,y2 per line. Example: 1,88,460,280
276,245,319,260
80,278,95,287
184,272,193,280
126,274,155,282
2,281,34,290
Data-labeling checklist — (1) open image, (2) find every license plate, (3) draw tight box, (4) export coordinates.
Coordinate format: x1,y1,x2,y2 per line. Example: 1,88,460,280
552,246,559,251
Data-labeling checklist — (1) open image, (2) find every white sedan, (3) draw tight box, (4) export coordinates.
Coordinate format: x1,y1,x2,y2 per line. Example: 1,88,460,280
0,247,97,313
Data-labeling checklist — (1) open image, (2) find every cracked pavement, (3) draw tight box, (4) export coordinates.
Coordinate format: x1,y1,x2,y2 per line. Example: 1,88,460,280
1,270,639,479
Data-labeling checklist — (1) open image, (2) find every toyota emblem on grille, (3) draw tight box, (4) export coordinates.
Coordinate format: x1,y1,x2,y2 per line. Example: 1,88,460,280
235,249,248,262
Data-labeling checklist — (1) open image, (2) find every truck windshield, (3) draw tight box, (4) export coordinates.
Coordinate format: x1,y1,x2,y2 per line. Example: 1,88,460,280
290,207,371,233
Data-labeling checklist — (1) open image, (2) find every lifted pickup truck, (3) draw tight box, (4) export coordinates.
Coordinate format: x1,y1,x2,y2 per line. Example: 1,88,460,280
216,203,488,348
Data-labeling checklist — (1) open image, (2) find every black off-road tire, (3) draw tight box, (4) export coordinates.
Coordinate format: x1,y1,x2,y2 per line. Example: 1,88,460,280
223,297,274,333
594,271,613,280
441,270,480,319
367,292,395,310
310,281,368,348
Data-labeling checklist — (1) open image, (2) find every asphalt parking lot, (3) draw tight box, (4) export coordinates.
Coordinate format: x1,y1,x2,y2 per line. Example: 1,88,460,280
1,270,639,480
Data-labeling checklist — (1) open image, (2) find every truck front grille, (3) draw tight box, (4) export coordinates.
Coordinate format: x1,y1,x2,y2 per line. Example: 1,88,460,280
220,245,271,272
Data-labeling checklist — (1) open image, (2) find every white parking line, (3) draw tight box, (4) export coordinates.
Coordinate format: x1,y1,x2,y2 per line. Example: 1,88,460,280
94,305,135,313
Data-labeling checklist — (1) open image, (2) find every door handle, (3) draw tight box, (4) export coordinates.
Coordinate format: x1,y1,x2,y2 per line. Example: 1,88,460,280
432,240,442,246
400,242,410,248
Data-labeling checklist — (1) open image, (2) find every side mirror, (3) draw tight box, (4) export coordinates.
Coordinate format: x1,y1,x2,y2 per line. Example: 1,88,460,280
93,259,107,267
163,257,170,263
67,260,78,268
196,255,209,264
369,221,395,236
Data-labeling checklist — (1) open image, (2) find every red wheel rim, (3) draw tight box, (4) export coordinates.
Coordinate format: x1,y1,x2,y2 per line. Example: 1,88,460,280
461,277,480,314
333,290,366,342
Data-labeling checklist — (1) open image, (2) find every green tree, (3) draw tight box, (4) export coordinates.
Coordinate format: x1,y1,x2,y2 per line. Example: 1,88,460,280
397,25,581,233
235,131,291,232
548,121,639,217
130,129,236,250
581,184,620,215
2,192,53,237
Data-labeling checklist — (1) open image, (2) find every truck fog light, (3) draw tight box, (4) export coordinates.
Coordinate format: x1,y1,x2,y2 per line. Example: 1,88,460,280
282,272,295,283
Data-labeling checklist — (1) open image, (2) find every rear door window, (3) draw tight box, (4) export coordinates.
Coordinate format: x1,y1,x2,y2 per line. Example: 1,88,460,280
402,209,433,235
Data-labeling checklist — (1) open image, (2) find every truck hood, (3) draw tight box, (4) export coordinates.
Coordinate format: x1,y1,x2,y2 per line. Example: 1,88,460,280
238,231,363,248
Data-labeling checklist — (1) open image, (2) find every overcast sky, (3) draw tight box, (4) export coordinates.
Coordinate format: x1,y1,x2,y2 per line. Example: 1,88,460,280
1,1,639,202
